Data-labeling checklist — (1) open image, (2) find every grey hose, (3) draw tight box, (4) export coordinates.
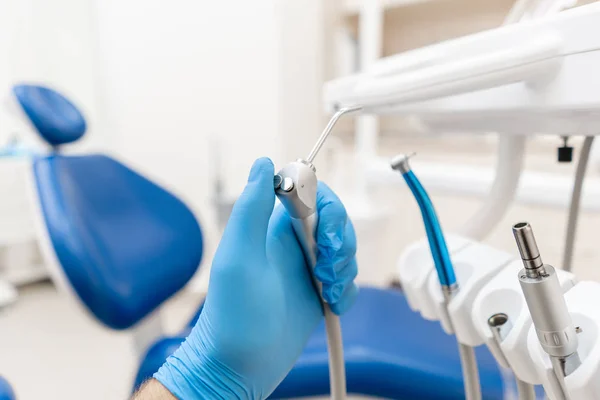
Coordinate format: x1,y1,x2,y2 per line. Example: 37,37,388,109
458,343,482,400
562,136,594,272
324,307,346,399
516,377,537,400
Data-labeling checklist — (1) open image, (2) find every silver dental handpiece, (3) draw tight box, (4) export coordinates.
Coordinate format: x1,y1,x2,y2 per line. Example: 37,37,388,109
274,106,361,400
512,222,581,399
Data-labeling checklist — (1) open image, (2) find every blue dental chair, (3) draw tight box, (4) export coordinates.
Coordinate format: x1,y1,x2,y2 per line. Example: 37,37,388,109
17,84,505,399
0,376,15,400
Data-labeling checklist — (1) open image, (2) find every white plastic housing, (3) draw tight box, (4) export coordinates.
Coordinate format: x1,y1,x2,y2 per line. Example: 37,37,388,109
472,259,576,383
324,2,600,136
527,281,600,400
396,235,471,318
0,279,16,309
427,242,514,341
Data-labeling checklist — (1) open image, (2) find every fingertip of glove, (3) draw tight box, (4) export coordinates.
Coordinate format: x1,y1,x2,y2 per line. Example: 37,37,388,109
329,283,359,315
317,232,343,261
314,261,336,284
248,157,274,184
323,282,344,304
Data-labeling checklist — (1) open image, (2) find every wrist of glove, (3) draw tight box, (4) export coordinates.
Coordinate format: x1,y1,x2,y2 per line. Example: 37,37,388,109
154,322,255,400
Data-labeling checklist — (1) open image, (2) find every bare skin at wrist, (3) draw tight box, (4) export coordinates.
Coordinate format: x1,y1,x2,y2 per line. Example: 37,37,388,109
132,379,177,400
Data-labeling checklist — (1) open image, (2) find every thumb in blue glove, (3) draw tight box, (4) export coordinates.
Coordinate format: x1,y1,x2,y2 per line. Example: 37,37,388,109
154,157,358,399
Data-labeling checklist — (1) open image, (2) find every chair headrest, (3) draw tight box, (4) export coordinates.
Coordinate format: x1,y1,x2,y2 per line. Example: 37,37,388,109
13,84,86,146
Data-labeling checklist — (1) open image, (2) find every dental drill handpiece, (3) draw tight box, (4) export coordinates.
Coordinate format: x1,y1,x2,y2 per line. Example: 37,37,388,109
274,106,362,400
390,154,458,297
390,154,482,400
512,222,581,399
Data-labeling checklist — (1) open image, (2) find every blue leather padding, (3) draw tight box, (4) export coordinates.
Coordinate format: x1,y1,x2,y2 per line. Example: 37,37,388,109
0,376,15,400
13,84,86,146
134,288,503,399
33,154,203,329
272,287,504,399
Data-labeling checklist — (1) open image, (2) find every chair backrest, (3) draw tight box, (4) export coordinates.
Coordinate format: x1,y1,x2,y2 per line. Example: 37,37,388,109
15,84,203,330
31,155,203,330
0,376,15,400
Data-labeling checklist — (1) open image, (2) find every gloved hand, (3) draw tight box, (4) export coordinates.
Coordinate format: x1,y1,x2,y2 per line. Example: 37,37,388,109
155,157,358,400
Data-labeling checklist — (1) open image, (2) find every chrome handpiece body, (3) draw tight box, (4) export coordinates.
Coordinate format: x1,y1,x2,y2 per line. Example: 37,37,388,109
273,107,361,400
512,222,581,398
391,154,481,400
275,160,320,282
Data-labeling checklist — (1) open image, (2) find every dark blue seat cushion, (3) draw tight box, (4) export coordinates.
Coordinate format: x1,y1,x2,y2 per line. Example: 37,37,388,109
34,154,203,329
13,84,87,146
273,287,503,399
0,376,15,400
134,288,503,399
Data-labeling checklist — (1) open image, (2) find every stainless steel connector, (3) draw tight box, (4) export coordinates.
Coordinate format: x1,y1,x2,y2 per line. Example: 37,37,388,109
512,222,546,277
512,222,581,387
488,313,513,367
488,313,513,343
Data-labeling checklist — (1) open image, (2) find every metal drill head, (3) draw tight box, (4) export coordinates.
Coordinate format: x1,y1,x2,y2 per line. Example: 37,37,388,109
512,222,544,272
390,153,416,174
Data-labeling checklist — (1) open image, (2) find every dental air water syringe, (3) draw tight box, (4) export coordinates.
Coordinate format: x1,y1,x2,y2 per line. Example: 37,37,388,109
273,106,362,400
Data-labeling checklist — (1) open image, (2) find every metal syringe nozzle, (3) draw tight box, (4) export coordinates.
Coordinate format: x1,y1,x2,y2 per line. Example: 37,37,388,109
305,106,362,164
512,222,545,276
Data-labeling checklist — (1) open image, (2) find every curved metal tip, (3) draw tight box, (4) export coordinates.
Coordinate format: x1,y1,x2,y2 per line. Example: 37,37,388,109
337,105,363,114
305,105,363,164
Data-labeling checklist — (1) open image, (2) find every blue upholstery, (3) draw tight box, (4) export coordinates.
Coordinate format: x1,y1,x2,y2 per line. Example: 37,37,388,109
134,288,504,399
13,84,86,146
0,376,15,400
273,288,503,399
33,154,203,329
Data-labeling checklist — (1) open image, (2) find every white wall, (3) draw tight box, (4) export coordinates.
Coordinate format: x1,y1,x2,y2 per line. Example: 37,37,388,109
0,0,102,150
93,0,326,237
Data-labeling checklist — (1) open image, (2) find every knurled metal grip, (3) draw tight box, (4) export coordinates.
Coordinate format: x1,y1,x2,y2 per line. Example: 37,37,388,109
519,265,579,358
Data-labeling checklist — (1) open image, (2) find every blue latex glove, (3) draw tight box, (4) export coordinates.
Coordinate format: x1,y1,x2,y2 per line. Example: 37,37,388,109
155,157,358,399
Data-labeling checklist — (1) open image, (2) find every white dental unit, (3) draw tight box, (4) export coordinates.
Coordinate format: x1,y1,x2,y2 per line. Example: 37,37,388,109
325,1,600,399
327,2,600,134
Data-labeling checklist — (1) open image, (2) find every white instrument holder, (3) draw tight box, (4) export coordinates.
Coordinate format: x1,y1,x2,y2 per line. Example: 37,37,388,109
527,281,600,399
0,279,16,310
426,241,514,342
396,234,472,318
472,259,576,384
